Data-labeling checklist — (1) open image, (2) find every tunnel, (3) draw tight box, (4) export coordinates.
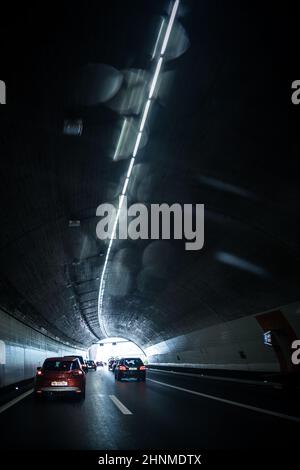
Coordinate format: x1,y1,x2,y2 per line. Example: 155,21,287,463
0,0,299,460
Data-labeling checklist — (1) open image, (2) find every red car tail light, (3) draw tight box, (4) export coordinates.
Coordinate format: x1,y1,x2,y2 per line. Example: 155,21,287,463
72,370,83,376
119,365,126,371
139,365,146,370
37,370,43,376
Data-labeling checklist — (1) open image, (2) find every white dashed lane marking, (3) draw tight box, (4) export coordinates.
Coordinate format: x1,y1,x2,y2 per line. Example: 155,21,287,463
109,395,133,415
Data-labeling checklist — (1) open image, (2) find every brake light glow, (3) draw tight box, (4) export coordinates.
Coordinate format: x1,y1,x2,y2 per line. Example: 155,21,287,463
139,365,146,370
119,365,126,371
37,370,43,376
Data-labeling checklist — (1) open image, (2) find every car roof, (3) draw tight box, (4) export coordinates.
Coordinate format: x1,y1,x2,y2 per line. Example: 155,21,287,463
45,356,78,362
63,355,82,358
121,357,142,361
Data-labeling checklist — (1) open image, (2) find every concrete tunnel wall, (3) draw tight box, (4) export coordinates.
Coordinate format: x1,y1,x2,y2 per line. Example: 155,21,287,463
0,308,86,388
145,302,300,373
0,301,299,389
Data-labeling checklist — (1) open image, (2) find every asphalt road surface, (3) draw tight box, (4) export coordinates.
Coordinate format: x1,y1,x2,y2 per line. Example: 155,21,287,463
0,368,299,450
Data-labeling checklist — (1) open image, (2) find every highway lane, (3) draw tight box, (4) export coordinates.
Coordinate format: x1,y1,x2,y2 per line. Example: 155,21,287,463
0,368,299,450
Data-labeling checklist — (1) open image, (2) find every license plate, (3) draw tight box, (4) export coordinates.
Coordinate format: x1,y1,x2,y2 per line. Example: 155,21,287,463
129,368,137,370
51,381,68,386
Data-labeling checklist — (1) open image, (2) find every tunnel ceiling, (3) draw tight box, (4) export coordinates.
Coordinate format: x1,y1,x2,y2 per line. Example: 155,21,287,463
0,1,299,349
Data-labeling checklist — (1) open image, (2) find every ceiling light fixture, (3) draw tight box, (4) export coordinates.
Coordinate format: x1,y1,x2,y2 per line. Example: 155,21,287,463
98,0,180,336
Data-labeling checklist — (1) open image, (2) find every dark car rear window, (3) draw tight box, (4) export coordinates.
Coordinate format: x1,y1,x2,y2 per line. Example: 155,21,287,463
43,360,77,371
66,355,84,365
122,358,143,367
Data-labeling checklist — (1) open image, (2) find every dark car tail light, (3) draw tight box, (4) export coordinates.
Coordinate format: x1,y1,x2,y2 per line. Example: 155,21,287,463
119,365,126,371
139,365,146,370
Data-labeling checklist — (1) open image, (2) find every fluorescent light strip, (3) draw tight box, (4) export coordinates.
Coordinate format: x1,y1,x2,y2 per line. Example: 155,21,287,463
113,118,127,160
122,177,130,195
111,209,120,239
108,236,114,249
126,157,135,179
151,18,165,59
160,0,180,56
133,131,143,157
139,99,152,132
119,193,125,209
148,57,163,99
98,0,180,337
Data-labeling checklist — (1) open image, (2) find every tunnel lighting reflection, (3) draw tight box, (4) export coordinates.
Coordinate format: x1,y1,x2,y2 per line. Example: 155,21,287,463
198,175,257,200
113,118,128,160
98,1,181,336
107,69,150,115
215,252,269,278
151,18,165,59
113,117,148,160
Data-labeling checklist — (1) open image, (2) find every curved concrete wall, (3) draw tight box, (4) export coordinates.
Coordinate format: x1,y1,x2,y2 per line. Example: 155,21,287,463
1,301,299,386
146,302,300,373
0,308,86,388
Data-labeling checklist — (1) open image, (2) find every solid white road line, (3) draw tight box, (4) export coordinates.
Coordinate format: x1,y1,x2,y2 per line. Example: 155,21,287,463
148,368,281,387
0,389,34,415
109,395,133,415
148,379,300,424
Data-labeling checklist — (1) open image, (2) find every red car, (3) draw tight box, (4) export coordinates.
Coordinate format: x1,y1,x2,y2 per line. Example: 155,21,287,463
34,356,86,399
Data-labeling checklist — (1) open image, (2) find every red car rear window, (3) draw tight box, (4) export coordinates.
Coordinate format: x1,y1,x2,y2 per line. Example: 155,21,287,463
43,360,73,371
